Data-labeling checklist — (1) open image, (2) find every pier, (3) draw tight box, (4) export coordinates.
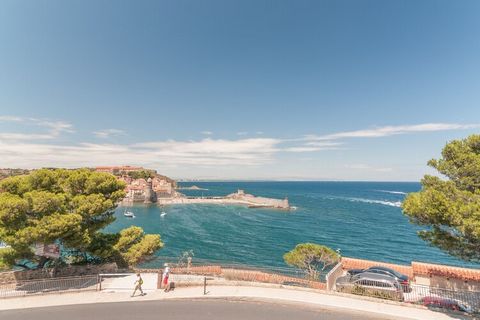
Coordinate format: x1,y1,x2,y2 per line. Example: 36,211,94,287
156,190,290,210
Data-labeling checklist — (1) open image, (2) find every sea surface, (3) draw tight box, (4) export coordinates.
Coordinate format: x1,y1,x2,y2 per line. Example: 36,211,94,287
105,181,480,270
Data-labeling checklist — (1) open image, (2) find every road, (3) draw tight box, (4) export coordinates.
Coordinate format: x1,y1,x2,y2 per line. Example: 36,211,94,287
1,299,405,320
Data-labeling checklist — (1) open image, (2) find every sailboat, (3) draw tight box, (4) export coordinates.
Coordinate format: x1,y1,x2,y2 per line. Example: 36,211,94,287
124,210,135,218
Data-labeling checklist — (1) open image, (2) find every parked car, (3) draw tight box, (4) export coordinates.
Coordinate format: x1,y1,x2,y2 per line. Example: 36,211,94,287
347,266,410,291
419,297,473,314
336,272,404,301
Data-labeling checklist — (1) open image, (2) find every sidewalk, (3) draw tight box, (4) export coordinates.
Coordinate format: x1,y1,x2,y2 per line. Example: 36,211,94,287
0,281,464,320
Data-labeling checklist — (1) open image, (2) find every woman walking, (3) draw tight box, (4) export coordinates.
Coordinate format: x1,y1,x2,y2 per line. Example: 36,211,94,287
162,263,170,291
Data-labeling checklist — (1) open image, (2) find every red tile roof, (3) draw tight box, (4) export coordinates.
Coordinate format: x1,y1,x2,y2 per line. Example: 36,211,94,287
341,257,414,278
412,262,480,282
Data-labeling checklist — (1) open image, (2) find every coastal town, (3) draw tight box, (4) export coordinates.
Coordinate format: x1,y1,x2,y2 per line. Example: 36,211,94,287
96,165,291,209
0,166,291,210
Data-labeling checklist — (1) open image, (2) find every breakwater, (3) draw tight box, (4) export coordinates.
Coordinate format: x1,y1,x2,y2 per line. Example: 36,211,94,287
157,189,290,209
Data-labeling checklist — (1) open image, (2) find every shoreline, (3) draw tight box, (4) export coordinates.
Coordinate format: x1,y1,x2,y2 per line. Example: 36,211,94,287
123,189,291,210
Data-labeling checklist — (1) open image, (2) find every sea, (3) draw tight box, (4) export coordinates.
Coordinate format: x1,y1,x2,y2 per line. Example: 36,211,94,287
105,181,480,270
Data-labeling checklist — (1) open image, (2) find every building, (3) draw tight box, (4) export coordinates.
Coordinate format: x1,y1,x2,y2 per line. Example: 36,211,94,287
123,176,176,203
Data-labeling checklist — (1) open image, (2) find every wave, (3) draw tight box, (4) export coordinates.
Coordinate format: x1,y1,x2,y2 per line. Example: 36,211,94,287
375,190,407,195
346,197,403,207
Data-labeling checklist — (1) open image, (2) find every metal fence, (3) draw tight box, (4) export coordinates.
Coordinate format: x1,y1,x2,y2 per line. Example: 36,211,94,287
0,275,100,299
141,256,330,280
338,282,480,314
138,256,329,290
405,284,480,314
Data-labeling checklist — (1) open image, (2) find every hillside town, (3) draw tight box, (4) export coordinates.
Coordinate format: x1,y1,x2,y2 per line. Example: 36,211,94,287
94,166,178,203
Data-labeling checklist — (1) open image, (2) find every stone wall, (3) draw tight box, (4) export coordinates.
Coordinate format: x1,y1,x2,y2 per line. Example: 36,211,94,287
0,263,117,284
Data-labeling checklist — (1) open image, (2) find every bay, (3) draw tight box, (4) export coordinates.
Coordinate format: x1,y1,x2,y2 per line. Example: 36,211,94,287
105,181,480,270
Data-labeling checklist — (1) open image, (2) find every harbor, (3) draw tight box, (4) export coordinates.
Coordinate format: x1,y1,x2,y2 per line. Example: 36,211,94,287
157,189,291,210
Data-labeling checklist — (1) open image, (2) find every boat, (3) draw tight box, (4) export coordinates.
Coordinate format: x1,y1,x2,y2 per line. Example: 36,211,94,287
160,212,167,217
124,210,135,218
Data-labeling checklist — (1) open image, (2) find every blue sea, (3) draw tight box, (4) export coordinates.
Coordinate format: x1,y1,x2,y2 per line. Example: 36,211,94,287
106,182,479,270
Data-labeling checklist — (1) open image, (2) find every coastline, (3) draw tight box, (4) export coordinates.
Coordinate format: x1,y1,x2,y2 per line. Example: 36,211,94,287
122,189,291,210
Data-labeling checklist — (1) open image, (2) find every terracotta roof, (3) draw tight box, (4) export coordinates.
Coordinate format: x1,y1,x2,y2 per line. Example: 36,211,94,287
412,262,480,282
341,257,413,278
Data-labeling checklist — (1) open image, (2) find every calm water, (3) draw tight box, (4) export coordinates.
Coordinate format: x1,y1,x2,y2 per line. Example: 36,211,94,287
106,182,479,269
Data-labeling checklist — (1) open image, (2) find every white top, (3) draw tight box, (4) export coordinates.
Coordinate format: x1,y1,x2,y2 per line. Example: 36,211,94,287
163,266,170,276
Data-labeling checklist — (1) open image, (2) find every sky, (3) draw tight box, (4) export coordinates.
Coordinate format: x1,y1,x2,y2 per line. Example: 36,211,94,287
0,0,479,181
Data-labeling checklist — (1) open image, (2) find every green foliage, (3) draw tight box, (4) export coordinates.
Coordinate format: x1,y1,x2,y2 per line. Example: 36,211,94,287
125,170,156,180
402,135,480,262
0,247,16,270
120,233,163,266
113,226,163,266
0,168,162,268
351,285,401,301
283,243,340,280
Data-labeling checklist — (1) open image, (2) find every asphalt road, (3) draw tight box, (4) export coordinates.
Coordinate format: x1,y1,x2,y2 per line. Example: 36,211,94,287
0,299,404,320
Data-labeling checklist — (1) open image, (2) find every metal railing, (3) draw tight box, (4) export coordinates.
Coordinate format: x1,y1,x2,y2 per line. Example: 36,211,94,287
0,275,100,298
137,256,329,290
337,282,480,314
405,284,480,314
140,256,330,280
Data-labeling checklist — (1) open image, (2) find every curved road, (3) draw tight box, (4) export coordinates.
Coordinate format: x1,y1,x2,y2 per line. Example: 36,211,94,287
1,299,403,320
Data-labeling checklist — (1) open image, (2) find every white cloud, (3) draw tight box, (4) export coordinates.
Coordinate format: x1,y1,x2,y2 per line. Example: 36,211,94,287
201,131,213,135
237,131,248,136
93,129,126,138
306,123,480,141
0,116,74,140
0,116,23,122
0,137,282,168
0,117,478,175
0,133,54,140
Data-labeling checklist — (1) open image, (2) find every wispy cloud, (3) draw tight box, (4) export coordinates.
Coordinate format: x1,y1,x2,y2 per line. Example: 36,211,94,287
0,138,281,168
305,123,480,141
93,129,126,138
0,116,23,122
201,131,213,135
237,131,248,136
1,117,478,171
0,116,74,140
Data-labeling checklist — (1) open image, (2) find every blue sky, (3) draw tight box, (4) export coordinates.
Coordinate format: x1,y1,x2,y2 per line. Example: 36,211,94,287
0,0,479,180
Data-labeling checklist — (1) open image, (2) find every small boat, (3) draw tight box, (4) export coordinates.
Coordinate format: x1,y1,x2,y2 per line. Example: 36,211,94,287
124,211,135,218
160,212,167,217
